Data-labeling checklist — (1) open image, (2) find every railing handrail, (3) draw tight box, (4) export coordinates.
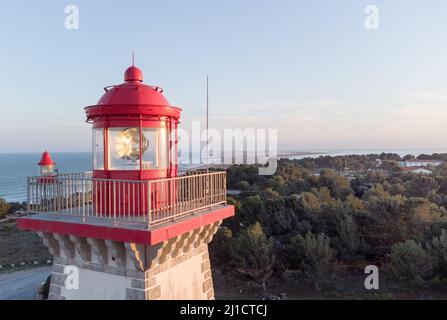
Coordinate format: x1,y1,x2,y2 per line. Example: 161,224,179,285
28,171,224,183
27,171,93,180
26,171,227,229
148,171,225,183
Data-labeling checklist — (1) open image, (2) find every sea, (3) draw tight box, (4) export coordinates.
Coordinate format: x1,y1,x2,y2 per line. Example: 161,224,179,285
2,148,447,202
0,153,91,202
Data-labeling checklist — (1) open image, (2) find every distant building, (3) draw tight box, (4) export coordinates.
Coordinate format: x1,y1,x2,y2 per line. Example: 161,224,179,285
402,167,433,175
399,159,443,168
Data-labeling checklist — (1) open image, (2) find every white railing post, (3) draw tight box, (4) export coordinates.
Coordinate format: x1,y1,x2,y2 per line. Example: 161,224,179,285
26,177,31,214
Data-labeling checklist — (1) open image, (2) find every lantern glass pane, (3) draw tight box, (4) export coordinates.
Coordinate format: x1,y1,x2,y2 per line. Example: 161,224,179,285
93,128,104,169
108,127,142,170
142,127,169,170
40,165,54,176
170,126,177,167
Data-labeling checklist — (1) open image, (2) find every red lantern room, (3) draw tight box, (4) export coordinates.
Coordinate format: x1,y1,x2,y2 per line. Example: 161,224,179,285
85,65,180,181
38,151,55,176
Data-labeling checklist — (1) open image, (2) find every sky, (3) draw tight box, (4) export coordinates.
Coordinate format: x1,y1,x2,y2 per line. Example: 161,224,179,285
0,0,447,152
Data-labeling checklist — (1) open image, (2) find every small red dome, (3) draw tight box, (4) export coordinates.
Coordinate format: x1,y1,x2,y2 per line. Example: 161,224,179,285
96,65,170,106
124,66,143,82
38,151,55,166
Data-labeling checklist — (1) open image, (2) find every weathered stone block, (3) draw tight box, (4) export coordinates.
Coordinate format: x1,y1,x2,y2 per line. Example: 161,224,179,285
148,285,161,300
203,278,213,292
201,260,211,273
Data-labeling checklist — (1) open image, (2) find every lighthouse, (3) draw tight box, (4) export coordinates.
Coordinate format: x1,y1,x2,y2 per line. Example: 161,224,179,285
18,64,235,300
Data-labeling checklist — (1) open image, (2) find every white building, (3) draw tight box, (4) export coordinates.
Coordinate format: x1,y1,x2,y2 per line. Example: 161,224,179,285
411,168,433,175
399,159,443,168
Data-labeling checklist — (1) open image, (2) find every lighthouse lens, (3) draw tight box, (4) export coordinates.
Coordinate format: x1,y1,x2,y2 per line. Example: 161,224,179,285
114,128,147,159
108,127,149,170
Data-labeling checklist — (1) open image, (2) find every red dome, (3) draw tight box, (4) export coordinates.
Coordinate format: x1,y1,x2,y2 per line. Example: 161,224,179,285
96,65,170,106
38,151,55,166
124,66,143,82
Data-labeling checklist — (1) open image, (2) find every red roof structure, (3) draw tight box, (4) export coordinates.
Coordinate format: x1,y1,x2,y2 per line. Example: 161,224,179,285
37,151,55,166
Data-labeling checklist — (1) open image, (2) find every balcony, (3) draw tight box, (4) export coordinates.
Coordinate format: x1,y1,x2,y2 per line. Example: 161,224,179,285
26,171,228,229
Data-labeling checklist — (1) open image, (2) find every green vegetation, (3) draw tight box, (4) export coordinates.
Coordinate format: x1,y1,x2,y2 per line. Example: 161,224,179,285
426,229,447,277
388,240,434,287
230,222,275,293
39,275,51,299
210,155,447,297
287,232,337,291
0,198,11,219
0,198,25,219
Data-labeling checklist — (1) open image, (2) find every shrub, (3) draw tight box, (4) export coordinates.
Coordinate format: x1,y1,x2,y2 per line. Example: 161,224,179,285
0,198,11,219
7,202,25,214
288,232,337,291
209,226,233,267
39,276,51,300
230,222,275,293
388,240,434,287
426,229,447,278
335,214,360,261
236,180,250,190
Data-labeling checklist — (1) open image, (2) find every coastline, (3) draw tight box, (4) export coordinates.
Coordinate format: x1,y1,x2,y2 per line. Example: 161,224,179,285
2,149,447,202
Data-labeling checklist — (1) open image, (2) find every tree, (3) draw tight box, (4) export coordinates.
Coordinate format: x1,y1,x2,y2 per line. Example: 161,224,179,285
335,214,360,261
238,195,266,227
300,192,321,213
230,222,275,293
406,175,439,198
363,184,390,201
261,188,281,201
288,232,337,291
0,198,11,219
318,169,352,199
412,200,443,224
426,229,447,278
258,207,300,237
209,226,233,268
388,240,434,287
345,194,366,215
236,180,250,190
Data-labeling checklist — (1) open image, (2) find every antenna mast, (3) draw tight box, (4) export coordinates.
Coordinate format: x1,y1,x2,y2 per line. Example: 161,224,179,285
206,76,209,173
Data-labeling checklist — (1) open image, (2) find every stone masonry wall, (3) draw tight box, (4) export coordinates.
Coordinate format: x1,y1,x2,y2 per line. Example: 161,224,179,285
38,220,221,300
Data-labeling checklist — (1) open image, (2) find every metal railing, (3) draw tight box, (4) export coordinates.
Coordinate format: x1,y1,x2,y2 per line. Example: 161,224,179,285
27,171,227,228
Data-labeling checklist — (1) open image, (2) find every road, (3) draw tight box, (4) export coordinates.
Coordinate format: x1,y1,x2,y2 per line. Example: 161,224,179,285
0,266,52,300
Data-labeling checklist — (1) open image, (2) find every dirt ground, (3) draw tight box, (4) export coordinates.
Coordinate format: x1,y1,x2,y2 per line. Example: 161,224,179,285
212,267,447,300
0,221,51,267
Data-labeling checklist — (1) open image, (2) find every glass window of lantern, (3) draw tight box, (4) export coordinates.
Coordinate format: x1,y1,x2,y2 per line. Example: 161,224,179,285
108,127,142,170
40,164,54,176
170,126,177,167
92,128,104,169
142,127,169,169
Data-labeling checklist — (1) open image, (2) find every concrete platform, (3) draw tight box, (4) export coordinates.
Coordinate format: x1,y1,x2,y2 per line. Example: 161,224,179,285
17,204,234,245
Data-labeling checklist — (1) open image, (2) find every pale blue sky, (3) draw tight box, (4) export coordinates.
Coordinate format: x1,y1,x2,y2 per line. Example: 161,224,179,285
0,0,446,152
